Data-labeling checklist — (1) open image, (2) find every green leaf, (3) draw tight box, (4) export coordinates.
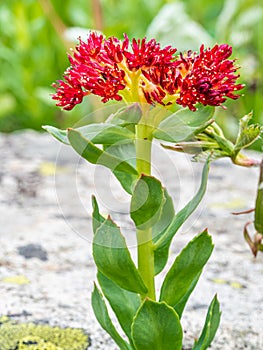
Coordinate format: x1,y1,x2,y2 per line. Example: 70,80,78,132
173,271,201,318
192,295,221,350
43,121,135,146
67,129,138,186
152,188,175,240
109,103,142,126
42,125,69,145
153,242,171,276
161,140,220,155
131,299,183,350
159,231,214,316
91,284,133,350
105,142,137,194
234,113,263,155
97,271,140,344
130,175,165,230
210,132,234,157
104,142,136,167
77,123,135,144
153,106,214,143
91,195,106,234
113,170,138,194
93,217,148,294
255,159,263,233
154,160,210,275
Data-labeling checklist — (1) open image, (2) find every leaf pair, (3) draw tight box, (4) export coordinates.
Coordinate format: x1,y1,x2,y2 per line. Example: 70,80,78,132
92,195,220,350
163,112,262,165
92,158,210,290
92,283,183,350
93,265,220,350
92,278,220,350
91,198,183,350
92,193,179,346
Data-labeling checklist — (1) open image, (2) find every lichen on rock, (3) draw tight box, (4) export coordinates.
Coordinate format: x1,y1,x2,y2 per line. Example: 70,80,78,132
0,317,89,350
18,335,63,350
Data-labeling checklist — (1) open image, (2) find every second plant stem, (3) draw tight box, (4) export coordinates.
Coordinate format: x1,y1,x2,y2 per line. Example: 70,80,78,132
135,121,156,300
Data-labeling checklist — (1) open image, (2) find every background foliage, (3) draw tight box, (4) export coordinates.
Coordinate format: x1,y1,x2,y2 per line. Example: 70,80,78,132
0,0,262,146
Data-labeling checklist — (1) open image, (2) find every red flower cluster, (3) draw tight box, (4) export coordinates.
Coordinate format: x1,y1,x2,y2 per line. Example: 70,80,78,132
175,44,244,110
52,32,244,111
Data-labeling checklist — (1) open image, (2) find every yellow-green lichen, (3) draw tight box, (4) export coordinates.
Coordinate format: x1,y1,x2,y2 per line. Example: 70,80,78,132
2,275,30,285
0,316,10,325
18,336,63,350
0,317,89,350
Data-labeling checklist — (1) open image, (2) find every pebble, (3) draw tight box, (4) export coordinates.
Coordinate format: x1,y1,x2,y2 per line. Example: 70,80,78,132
17,244,48,261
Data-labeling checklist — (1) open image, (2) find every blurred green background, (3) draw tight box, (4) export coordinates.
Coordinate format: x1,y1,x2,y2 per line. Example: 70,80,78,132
0,0,262,144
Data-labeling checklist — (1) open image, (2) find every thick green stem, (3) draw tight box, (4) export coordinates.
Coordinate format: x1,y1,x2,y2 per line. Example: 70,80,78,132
135,122,156,300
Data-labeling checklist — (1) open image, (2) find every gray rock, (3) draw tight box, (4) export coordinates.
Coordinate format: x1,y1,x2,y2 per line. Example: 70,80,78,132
0,130,262,350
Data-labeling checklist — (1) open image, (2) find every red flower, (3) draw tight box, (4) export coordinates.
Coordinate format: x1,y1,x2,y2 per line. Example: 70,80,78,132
52,77,84,111
124,36,177,70
52,33,178,110
52,33,244,111
175,44,245,111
